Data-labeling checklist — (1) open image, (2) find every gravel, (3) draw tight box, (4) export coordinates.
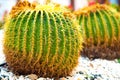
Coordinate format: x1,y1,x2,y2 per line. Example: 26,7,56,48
0,30,5,65
0,30,120,80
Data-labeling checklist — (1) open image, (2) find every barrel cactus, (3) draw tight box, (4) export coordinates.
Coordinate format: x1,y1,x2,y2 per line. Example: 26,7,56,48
4,1,83,78
74,4,120,60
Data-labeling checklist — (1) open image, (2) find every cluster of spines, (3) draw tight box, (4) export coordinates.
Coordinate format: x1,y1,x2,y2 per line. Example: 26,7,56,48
10,1,36,18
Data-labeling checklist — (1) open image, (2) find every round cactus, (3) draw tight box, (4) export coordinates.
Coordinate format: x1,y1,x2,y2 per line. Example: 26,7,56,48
4,1,83,78
74,4,120,60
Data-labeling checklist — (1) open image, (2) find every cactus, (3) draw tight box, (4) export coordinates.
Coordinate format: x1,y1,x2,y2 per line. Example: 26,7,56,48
74,4,120,60
4,1,83,78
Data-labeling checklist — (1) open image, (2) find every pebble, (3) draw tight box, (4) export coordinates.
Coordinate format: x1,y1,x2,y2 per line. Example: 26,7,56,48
0,29,120,80
27,74,38,80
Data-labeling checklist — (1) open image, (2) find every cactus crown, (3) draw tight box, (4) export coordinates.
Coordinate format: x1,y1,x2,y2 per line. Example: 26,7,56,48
10,1,69,18
74,4,108,15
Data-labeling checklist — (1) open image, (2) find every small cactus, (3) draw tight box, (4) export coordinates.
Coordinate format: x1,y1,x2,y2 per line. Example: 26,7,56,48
74,4,120,60
4,1,83,78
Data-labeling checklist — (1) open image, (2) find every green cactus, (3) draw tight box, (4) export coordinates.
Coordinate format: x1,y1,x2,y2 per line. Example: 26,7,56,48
74,4,120,60
4,1,83,78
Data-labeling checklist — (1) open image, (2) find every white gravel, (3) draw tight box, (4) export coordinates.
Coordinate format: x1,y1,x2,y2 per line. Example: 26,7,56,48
0,29,120,80
0,30,5,65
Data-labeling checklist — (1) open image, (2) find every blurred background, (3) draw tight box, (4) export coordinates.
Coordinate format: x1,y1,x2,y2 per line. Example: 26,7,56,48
0,0,120,28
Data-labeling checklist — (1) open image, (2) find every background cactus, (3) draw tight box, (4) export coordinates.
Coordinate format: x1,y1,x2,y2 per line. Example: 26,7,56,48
74,4,120,60
4,1,83,78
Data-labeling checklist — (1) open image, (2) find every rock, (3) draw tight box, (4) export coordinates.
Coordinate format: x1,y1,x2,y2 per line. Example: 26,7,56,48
27,74,38,80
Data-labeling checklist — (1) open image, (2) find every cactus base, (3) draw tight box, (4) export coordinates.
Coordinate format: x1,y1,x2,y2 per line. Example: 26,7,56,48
81,41,120,60
4,46,79,78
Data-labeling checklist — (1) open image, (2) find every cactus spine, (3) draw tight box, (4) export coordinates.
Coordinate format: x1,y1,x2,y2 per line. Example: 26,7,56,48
74,4,120,59
4,1,83,78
